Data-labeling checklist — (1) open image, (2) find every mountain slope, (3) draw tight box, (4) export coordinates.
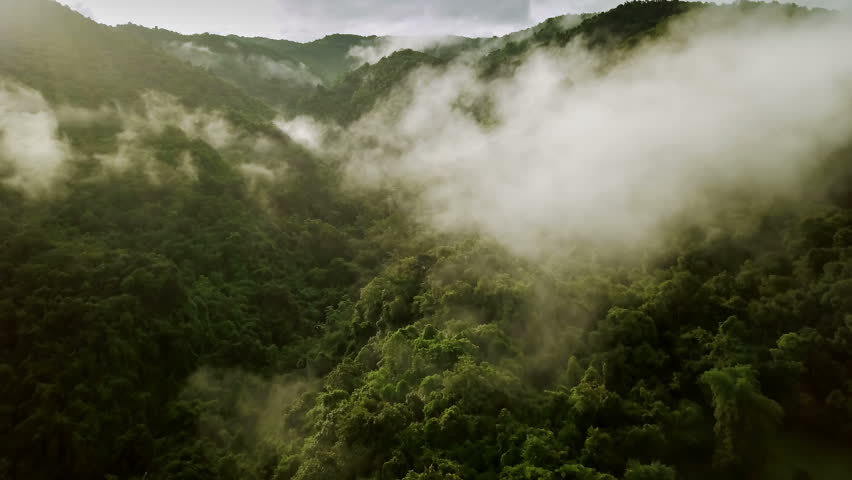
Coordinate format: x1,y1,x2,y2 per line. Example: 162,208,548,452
0,3,397,479
255,34,375,82
0,0,272,119
115,26,367,109
2,2,852,480
480,0,825,77
297,49,445,124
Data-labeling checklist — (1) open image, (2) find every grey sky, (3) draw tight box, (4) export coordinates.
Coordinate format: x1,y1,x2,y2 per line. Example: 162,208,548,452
58,0,849,42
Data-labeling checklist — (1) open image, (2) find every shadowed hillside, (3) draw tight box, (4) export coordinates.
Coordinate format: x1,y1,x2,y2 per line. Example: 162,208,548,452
2,1,852,480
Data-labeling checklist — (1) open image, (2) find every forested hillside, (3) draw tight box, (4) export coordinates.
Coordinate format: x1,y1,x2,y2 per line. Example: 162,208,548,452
298,49,445,125
0,0,272,119
114,26,372,86
2,1,852,480
114,26,376,109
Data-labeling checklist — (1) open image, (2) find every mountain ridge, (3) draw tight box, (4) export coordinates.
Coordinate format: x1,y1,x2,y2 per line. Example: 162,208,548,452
2,2,852,480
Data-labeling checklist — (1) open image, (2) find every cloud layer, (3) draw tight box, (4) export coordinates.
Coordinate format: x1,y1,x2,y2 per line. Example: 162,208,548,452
348,36,467,65
166,42,321,86
0,83,296,196
328,7,852,257
0,81,71,195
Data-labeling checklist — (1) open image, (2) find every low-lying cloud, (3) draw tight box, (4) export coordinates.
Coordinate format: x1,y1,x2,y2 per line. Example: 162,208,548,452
274,116,328,152
0,83,295,194
167,42,321,86
92,92,237,180
348,36,466,65
98,92,291,187
183,367,316,454
324,7,852,257
0,80,71,195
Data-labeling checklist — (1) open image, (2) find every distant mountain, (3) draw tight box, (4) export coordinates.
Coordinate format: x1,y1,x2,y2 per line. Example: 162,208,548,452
256,34,377,82
480,0,827,77
0,0,273,120
115,26,380,108
297,49,445,124
0,0,596,121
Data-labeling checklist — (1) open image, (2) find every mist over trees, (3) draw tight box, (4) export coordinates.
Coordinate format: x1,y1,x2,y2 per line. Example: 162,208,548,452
2,1,852,479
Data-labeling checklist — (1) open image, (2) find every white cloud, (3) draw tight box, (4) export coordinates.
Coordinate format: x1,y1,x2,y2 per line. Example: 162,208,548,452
274,116,328,152
166,42,321,85
348,36,467,65
0,80,71,195
239,163,276,191
331,7,852,257
94,92,262,184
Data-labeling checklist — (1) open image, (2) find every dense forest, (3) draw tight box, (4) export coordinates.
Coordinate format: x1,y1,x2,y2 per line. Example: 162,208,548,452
2,1,852,479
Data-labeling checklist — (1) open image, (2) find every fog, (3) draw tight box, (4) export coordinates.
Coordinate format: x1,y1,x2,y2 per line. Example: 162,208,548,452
167,41,322,86
274,116,328,152
345,16,584,67
90,91,237,180
183,368,317,454
99,92,292,187
0,80,71,195
348,36,467,65
327,6,852,257
0,86,292,193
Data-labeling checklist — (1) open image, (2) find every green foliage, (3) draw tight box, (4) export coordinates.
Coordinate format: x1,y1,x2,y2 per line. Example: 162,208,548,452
623,461,676,480
479,0,821,78
250,34,375,83
701,365,783,471
2,2,852,480
0,0,273,121
297,49,445,125
115,26,351,110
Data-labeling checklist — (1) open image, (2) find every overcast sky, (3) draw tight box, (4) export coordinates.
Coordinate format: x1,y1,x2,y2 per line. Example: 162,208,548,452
58,0,849,42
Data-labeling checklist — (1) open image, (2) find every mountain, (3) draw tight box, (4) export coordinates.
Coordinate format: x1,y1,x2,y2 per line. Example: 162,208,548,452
0,0,273,120
114,26,377,108
2,1,852,480
298,49,445,124
480,0,826,77
262,34,377,81
0,2,392,478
